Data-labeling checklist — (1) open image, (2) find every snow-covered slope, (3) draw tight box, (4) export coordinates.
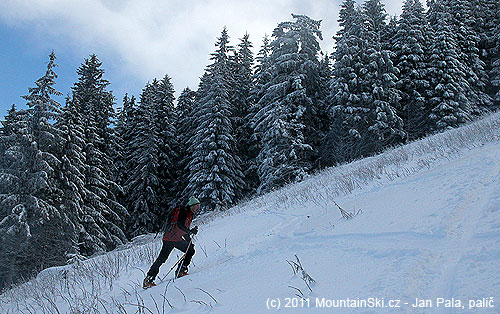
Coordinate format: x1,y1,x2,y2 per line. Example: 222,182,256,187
2,113,500,313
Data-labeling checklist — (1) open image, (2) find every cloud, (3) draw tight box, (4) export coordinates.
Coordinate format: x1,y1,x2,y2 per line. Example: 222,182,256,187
0,0,403,95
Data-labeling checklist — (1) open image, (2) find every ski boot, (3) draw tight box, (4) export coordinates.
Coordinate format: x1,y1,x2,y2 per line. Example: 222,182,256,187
175,265,189,278
143,275,157,289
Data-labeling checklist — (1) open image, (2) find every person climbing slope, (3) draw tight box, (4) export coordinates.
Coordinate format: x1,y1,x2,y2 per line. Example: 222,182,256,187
143,197,200,289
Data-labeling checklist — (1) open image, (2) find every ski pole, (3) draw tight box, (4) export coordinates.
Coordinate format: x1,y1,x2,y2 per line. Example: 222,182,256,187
174,237,194,280
160,237,194,281
161,253,185,281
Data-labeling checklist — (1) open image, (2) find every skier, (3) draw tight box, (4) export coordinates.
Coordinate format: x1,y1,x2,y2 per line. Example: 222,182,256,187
143,197,200,289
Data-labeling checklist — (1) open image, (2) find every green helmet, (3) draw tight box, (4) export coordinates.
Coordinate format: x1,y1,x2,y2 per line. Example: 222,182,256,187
187,197,200,207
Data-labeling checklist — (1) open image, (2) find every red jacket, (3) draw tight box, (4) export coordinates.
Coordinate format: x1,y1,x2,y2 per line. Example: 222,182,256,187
163,207,193,242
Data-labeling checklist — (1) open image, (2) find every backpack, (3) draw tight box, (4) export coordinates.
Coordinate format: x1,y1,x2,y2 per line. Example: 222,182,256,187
163,207,181,233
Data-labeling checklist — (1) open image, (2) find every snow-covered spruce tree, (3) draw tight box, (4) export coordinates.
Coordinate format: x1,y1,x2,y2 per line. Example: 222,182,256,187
175,88,196,140
21,51,78,271
154,75,179,212
233,33,254,120
70,55,128,251
296,15,328,170
0,107,23,184
0,106,28,195
323,0,364,166
466,0,498,103
310,51,332,171
326,0,404,164
125,80,166,237
471,0,498,58
425,1,473,131
73,55,117,178
0,53,76,289
252,14,323,193
363,0,388,42
0,106,30,290
1,105,21,137
0,105,23,166
174,87,197,198
245,35,272,192
384,16,398,49
362,0,405,150
315,51,333,168
56,97,98,259
233,33,256,197
490,2,500,105
184,28,245,211
442,0,492,111
114,94,136,190
393,0,430,140
251,35,272,107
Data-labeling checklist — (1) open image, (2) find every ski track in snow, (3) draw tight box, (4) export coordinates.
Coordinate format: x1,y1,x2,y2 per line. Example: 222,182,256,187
398,145,500,314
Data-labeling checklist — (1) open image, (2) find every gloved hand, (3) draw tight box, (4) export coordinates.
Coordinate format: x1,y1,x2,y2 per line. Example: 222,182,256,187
190,226,198,235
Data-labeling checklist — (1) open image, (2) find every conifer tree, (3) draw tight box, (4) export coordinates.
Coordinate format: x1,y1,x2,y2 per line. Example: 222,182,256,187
251,35,272,107
470,0,497,70
384,16,398,50
253,14,323,193
246,36,272,192
468,0,498,104
184,28,245,210
0,105,30,290
0,106,28,187
56,97,94,258
114,94,136,189
69,55,128,251
363,0,388,42
0,53,76,289
233,33,255,196
393,0,430,139
72,55,117,177
233,33,254,121
21,52,77,269
425,0,474,131
315,51,333,169
362,0,404,150
0,105,23,139
175,87,196,197
490,3,500,105
155,75,178,211
323,0,363,165
124,81,163,236
443,0,492,111
327,0,403,163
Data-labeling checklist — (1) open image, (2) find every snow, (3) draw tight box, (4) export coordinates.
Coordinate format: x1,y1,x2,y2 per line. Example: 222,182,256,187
1,114,500,313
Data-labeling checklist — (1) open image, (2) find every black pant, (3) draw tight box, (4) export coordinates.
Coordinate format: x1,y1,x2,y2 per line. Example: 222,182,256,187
147,240,195,279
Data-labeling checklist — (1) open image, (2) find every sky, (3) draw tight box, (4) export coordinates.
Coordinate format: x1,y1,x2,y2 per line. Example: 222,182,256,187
0,0,404,121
